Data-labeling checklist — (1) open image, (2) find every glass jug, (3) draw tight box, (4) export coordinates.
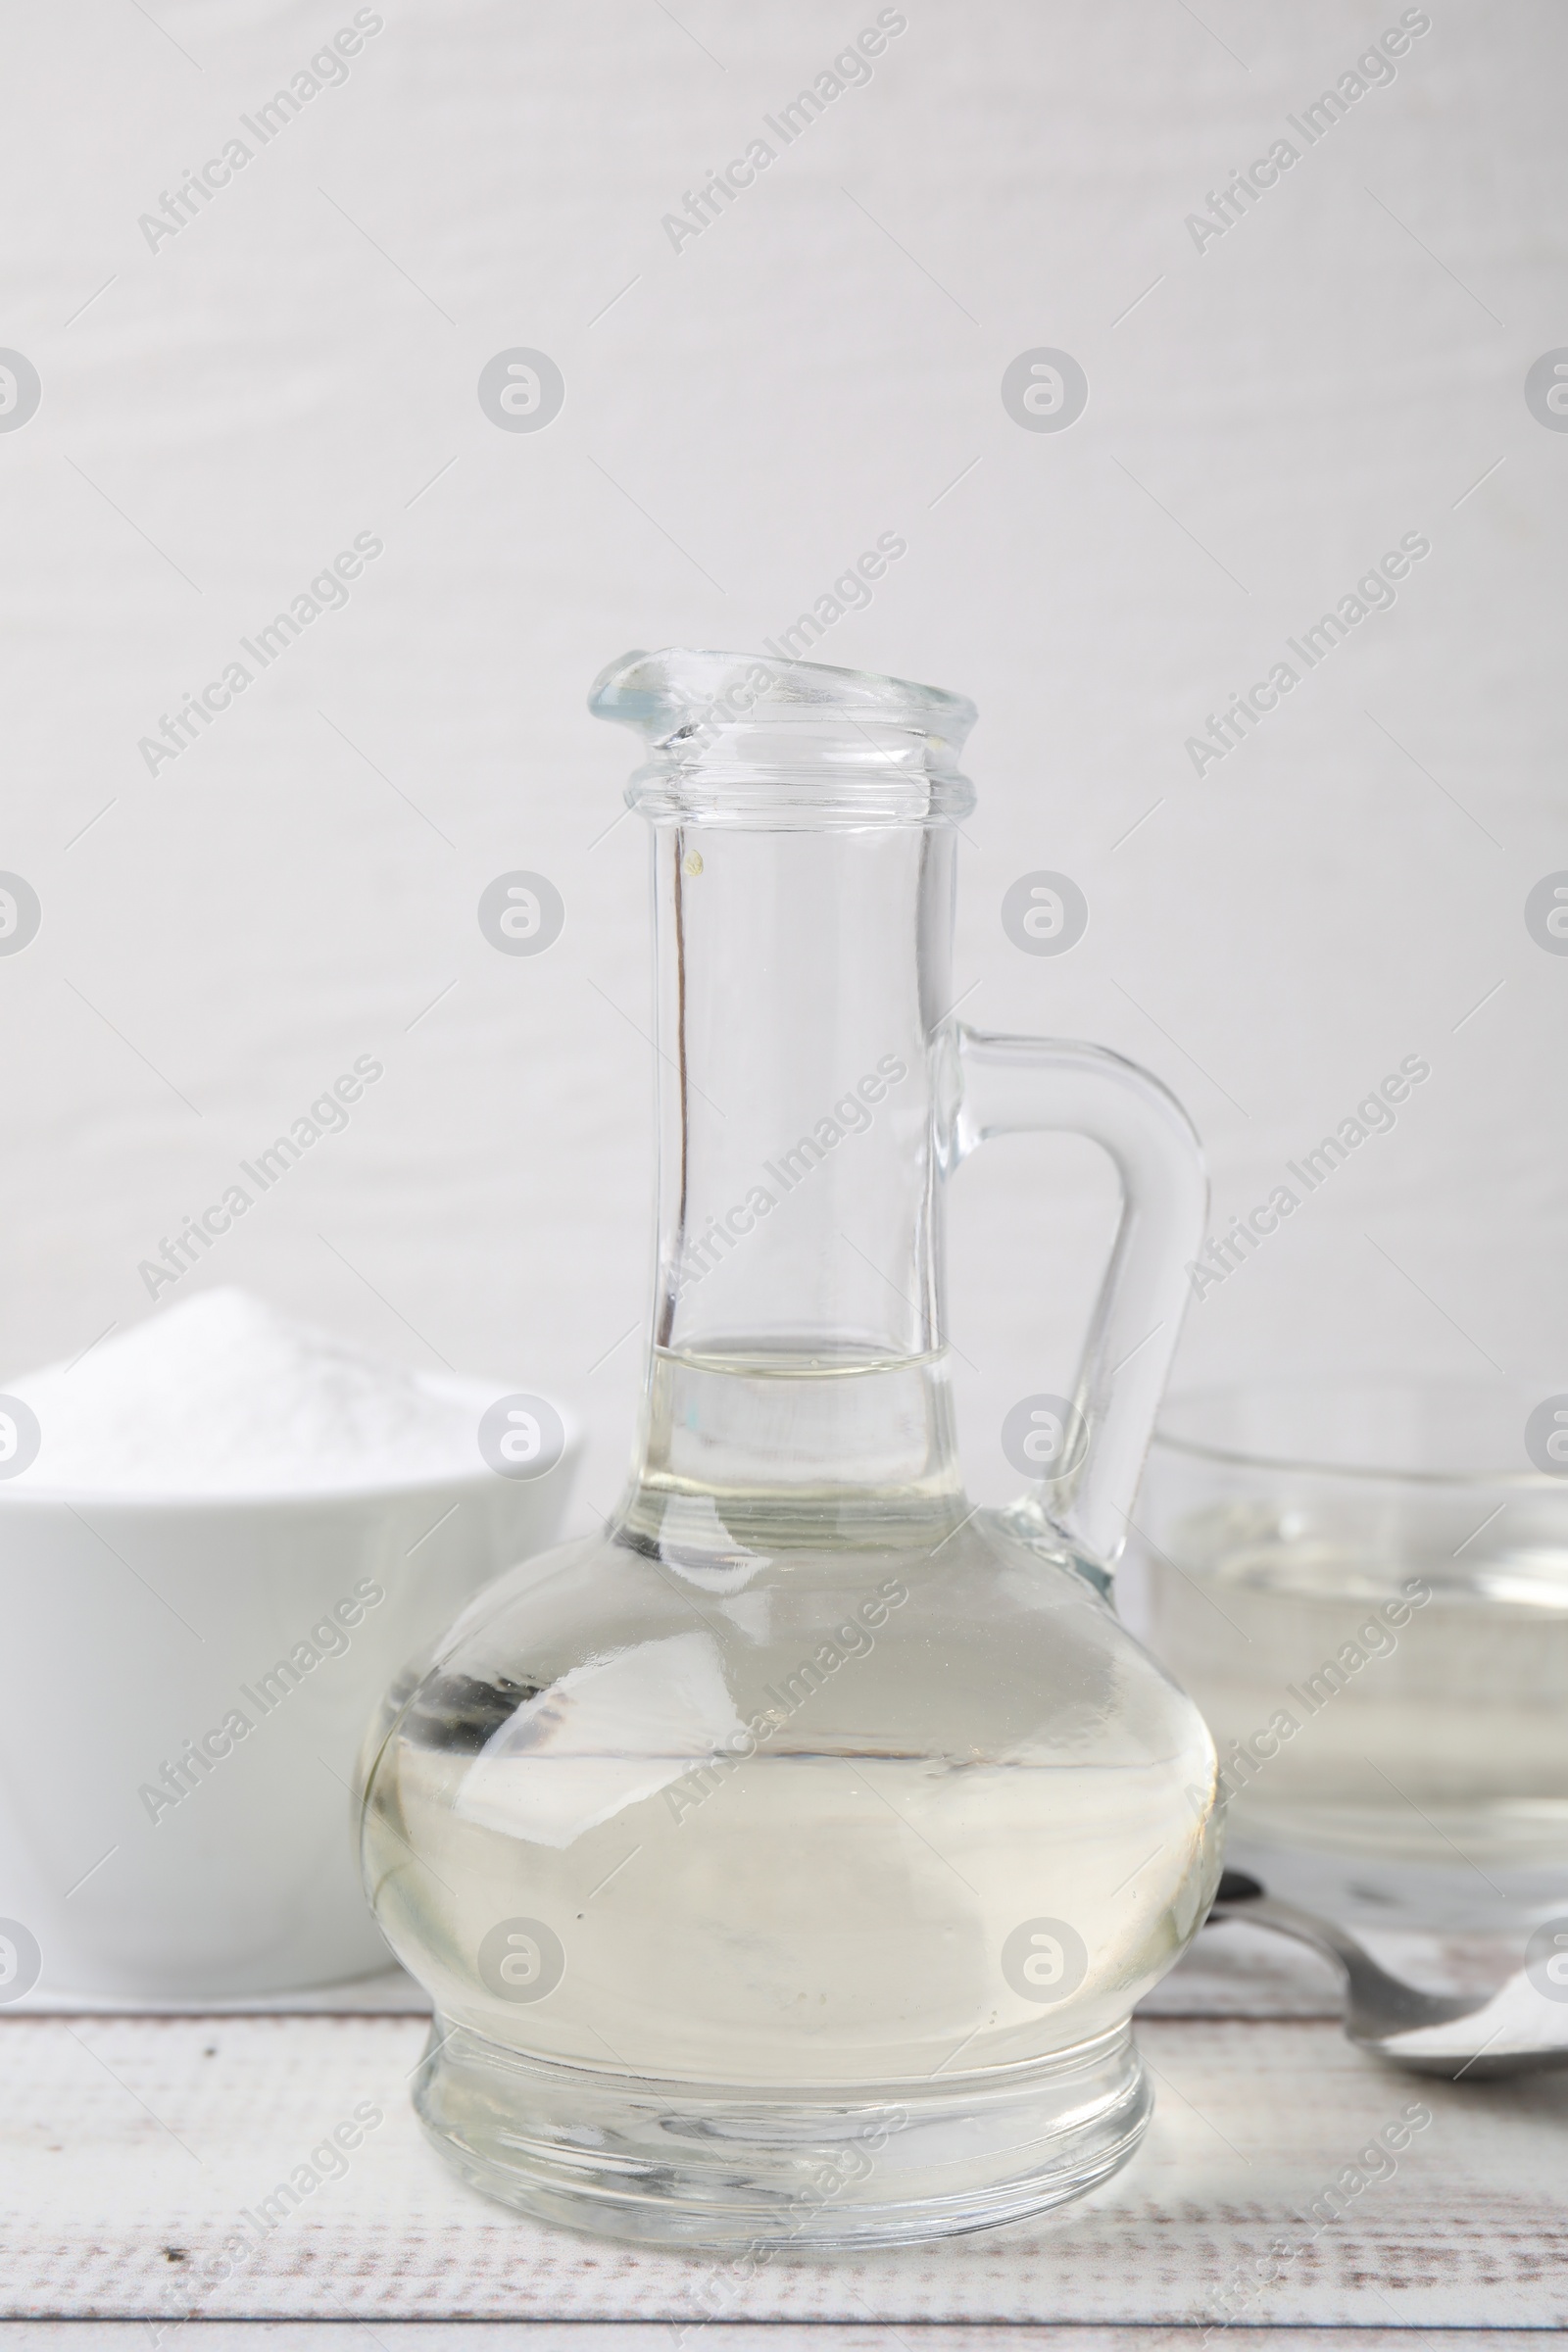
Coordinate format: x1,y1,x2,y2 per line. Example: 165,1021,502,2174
360,648,1221,2250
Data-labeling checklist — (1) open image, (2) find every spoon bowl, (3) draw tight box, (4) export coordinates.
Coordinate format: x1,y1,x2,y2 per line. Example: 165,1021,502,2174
1206,1871,1568,2081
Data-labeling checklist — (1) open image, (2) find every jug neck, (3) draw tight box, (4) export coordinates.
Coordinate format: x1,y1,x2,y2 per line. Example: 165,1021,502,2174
589,648,981,1542
628,815,965,1536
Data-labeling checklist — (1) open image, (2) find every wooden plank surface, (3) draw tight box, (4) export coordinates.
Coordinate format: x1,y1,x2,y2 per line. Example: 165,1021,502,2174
0,2333,1555,2351
0,2330,1551,2350
1,2014,1563,2329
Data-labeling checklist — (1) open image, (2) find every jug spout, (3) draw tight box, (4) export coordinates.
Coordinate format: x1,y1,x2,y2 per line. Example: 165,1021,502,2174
587,645,979,747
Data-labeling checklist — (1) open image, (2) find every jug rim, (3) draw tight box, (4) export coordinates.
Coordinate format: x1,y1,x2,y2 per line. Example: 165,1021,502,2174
588,646,978,753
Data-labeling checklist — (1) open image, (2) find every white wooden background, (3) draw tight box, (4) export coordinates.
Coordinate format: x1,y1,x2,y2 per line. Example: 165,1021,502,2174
4,0,1563,1526
2,1931,1564,2338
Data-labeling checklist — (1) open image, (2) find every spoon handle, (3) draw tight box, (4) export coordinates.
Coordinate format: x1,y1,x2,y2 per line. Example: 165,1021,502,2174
1206,1871,1478,2035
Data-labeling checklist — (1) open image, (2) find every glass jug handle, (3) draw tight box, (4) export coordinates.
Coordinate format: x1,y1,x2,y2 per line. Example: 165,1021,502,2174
946,1024,1208,1575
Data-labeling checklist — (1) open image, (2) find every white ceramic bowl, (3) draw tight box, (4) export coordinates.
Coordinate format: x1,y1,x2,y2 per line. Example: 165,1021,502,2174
0,1383,579,2000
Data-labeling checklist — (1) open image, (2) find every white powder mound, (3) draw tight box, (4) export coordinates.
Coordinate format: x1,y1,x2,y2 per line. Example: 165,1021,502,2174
4,1289,501,1497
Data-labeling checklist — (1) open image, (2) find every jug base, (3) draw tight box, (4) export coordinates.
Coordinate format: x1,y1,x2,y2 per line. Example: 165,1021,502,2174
412,2016,1151,2251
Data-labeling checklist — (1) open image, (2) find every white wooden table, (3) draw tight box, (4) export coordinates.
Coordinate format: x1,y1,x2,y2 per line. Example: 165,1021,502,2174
2,1927,1563,2344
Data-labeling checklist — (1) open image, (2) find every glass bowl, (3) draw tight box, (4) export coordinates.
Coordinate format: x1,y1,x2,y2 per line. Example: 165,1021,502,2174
1132,1379,1568,1934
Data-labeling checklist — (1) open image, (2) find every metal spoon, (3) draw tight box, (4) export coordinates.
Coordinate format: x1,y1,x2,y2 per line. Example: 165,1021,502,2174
1205,1870,1568,2080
